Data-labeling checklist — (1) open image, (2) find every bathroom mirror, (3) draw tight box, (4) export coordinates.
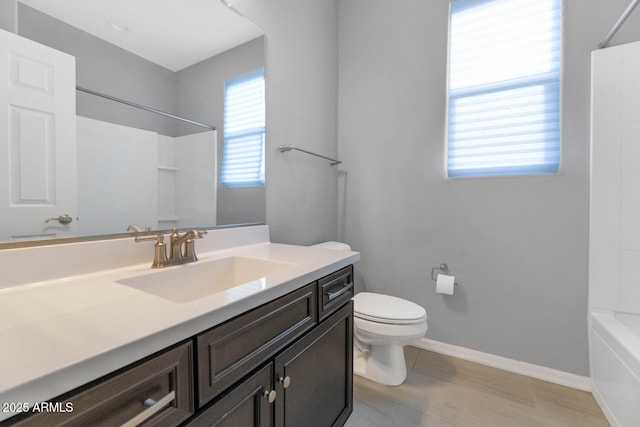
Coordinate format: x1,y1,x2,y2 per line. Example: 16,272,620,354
0,0,265,246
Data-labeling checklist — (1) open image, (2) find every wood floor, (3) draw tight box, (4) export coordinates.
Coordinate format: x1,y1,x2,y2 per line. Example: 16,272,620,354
345,347,609,427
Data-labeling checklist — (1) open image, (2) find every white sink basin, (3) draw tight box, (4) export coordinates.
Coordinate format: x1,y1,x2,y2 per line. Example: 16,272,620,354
117,256,298,303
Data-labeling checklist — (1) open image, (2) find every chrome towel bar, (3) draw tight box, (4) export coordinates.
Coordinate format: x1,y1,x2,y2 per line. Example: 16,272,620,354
278,145,342,166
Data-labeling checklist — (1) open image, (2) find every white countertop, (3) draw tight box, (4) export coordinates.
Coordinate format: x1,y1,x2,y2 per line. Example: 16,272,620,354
0,227,359,422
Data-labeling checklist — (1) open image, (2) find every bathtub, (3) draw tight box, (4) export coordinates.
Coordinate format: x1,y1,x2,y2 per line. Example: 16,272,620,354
590,311,640,426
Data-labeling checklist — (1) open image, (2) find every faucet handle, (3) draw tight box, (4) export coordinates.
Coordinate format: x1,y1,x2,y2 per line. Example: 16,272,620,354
127,224,152,233
135,234,164,244
135,234,168,268
170,229,208,240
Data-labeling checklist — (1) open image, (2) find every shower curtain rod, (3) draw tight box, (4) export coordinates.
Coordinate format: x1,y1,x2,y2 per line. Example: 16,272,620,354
599,0,640,48
76,86,216,130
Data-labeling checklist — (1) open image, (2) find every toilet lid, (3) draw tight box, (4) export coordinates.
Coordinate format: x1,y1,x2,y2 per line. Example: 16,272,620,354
353,292,426,325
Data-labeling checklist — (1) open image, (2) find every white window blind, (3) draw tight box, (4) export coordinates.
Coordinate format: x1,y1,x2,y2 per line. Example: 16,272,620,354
221,69,265,187
447,0,561,177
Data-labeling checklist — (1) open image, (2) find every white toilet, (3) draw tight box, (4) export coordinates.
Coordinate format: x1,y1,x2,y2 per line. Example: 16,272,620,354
311,242,428,386
353,292,427,385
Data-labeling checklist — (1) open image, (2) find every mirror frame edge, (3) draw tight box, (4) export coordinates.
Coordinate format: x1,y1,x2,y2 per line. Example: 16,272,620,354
0,223,266,250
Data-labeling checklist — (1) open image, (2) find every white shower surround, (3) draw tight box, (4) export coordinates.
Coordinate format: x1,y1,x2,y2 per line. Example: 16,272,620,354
590,40,640,427
77,116,216,235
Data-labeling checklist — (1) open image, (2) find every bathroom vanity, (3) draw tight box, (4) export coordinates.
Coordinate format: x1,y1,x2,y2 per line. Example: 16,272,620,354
0,225,359,426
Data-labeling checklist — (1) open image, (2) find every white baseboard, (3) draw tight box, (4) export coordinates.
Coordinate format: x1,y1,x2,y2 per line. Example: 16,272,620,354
412,338,592,392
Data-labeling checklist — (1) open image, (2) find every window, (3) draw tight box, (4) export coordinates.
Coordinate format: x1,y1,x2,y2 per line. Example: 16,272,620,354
221,69,266,187
447,0,561,178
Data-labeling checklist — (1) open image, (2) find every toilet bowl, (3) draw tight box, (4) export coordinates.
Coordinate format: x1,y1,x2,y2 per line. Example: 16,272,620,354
353,292,427,385
311,241,428,386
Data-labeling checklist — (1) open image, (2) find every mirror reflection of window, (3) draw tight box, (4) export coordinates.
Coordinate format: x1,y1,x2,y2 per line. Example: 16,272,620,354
221,69,266,187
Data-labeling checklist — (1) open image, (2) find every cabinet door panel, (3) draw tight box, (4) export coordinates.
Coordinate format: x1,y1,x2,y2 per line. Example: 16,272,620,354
274,302,353,427
187,364,273,427
197,284,317,405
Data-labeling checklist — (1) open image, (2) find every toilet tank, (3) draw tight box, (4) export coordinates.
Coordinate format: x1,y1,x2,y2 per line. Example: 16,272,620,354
311,241,352,251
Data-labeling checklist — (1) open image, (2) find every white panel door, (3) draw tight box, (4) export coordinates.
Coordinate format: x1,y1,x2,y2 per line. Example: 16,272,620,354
0,28,77,241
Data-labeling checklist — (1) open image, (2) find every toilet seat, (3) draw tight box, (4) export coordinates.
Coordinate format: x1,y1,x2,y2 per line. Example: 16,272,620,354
353,292,426,325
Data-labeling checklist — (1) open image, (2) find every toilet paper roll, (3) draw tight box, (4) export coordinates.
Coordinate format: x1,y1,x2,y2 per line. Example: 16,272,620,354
436,273,455,295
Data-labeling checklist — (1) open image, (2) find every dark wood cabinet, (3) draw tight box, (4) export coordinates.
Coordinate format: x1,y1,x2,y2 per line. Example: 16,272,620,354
3,266,353,427
188,302,353,427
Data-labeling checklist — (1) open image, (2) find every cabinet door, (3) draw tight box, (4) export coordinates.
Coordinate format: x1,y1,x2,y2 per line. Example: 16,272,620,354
186,363,274,427
197,283,317,406
274,301,353,427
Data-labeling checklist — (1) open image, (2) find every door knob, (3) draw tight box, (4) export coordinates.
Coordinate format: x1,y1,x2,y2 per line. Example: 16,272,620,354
263,389,276,403
278,376,291,389
44,214,73,224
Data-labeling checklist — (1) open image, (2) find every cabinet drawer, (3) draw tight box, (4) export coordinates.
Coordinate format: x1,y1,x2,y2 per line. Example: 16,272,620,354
9,342,194,427
197,283,317,406
318,266,353,321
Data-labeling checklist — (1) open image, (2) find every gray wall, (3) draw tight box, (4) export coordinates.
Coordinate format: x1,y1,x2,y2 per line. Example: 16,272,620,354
337,0,640,376
235,0,340,245
176,37,266,225
0,0,17,33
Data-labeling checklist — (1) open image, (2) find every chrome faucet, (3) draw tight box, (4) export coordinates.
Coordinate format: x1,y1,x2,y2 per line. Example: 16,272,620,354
135,228,207,268
169,228,207,263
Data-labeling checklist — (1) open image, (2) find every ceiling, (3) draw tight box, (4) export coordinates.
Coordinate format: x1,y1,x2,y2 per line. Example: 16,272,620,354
18,0,263,71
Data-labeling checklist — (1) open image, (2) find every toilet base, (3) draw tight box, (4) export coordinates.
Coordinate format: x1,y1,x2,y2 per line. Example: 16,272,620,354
353,342,407,386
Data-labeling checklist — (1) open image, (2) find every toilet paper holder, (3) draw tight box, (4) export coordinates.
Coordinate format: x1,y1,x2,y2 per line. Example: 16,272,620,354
431,263,458,286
